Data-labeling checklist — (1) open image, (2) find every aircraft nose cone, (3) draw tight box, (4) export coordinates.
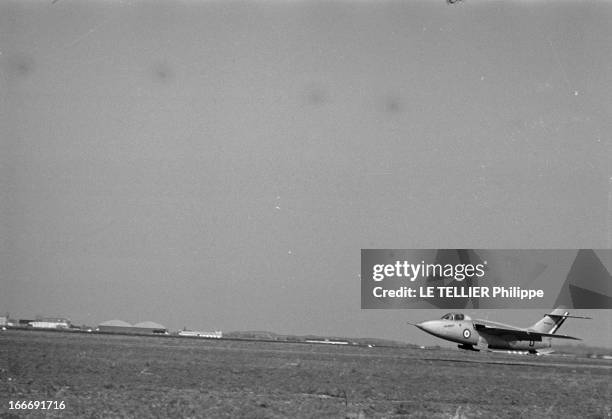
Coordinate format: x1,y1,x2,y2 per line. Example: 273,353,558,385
415,321,434,332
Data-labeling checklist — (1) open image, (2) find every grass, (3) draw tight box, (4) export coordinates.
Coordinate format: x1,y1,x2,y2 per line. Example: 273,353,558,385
1,330,610,418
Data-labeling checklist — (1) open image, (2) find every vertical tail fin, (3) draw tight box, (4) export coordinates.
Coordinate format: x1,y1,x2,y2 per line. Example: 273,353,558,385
529,307,570,334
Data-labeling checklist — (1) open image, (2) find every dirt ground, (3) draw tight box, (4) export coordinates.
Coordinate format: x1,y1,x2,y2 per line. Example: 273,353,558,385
1,330,610,418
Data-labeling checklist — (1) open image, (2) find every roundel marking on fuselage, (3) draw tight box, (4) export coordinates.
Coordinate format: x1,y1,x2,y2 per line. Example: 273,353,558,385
463,329,471,339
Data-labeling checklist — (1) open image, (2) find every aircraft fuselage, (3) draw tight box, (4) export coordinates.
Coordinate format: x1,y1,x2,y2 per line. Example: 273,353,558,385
416,318,552,352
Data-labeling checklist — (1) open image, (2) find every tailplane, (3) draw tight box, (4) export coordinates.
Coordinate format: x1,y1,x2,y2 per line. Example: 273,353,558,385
529,307,591,334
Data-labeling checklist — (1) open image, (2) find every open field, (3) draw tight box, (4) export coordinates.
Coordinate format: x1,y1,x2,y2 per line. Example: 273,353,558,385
1,330,610,418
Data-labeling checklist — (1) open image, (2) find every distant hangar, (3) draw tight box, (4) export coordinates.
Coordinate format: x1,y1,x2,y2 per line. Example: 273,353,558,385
97,320,168,335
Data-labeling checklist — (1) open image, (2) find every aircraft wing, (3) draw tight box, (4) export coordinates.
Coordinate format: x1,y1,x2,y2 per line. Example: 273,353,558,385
473,323,581,341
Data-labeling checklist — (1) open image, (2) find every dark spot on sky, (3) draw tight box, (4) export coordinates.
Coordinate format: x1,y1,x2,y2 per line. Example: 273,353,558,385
5,54,35,79
384,96,403,114
152,62,174,83
303,84,329,107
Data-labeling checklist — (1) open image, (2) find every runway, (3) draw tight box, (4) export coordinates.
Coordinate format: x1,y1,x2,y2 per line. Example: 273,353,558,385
2,330,610,418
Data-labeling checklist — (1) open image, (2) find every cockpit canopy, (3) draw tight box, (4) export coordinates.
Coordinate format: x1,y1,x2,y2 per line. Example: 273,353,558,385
441,313,471,321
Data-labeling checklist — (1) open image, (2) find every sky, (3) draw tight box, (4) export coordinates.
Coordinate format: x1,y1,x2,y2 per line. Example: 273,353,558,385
1,0,611,348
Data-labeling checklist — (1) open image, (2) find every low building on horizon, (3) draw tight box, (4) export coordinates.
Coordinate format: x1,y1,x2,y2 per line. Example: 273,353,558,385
96,319,168,335
0,316,16,327
178,330,223,339
18,317,72,329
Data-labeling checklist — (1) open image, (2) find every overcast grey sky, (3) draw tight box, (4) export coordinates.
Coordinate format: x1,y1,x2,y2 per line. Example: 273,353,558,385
1,0,611,347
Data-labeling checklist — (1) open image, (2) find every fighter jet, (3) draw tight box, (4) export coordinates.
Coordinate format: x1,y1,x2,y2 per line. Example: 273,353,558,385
412,307,590,354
